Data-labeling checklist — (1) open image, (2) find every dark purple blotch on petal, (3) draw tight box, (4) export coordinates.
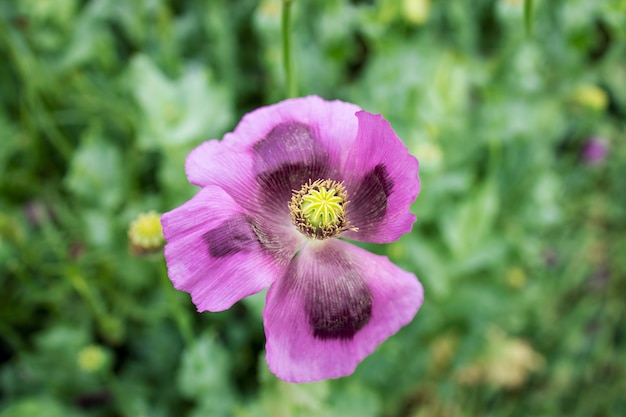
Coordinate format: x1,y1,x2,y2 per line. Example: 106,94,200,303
203,215,260,258
257,162,328,201
304,260,372,341
254,122,330,211
253,122,325,172
348,164,394,226
371,164,394,196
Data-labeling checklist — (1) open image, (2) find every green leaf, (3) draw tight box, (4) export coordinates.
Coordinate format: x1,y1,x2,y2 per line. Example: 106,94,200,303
129,54,234,150
441,180,499,260
64,125,125,210
177,331,234,416
0,397,86,417
327,382,381,417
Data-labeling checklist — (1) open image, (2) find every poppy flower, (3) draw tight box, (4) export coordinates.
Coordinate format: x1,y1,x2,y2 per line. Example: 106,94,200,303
161,96,423,382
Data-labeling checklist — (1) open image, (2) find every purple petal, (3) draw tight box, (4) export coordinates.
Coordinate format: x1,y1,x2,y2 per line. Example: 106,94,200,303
161,186,300,312
253,122,332,216
234,96,361,168
185,96,363,222
235,96,362,216
263,239,423,383
342,111,419,243
185,140,257,210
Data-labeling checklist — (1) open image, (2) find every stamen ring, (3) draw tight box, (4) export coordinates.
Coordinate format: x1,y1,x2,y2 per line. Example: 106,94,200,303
289,179,356,240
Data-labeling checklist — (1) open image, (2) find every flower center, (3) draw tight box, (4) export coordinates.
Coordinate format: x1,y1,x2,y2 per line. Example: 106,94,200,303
301,186,343,228
289,179,354,239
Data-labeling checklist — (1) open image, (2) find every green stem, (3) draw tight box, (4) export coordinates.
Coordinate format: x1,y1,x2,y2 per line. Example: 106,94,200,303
524,0,533,35
282,0,297,98
67,266,108,323
160,264,194,346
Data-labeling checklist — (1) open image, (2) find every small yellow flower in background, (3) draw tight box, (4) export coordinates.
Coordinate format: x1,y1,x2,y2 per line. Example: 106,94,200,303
506,266,527,289
128,211,165,255
455,327,544,389
402,0,430,25
572,84,608,111
78,345,107,373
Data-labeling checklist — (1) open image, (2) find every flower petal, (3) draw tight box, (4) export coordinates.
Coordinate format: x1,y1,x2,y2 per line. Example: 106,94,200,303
185,96,363,222
161,186,299,312
342,111,420,243
185,139,257,209
252,121,332,217
263,239,423,383
233,96,361,169
234,96,362,216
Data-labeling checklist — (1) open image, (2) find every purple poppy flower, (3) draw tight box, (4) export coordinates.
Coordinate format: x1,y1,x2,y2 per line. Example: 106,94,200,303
161,96,423,383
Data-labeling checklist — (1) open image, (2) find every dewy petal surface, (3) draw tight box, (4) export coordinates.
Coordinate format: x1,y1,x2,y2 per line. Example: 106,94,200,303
342,111,419,244
162,186,298,312
263,239,424,383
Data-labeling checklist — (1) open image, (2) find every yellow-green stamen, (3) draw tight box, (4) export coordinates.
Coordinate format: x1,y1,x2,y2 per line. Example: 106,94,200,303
289,179,355,239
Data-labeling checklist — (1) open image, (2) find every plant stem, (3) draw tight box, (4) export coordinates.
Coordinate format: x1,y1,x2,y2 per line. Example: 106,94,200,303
524,0,533,34
160,264,194,346
282,0,297,98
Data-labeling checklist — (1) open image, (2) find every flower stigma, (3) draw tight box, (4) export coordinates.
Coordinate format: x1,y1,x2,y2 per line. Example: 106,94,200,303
289,179,355,240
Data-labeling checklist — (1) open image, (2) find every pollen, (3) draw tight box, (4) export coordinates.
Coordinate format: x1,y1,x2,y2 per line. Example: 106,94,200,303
128,211,165,254
289,179,355,239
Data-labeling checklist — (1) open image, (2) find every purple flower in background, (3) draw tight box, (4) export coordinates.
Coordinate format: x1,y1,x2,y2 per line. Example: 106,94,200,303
582,137,608,165
161,96,423,382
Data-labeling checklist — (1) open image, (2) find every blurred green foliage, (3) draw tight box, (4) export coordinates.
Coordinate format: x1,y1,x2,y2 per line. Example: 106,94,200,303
1,0,625,416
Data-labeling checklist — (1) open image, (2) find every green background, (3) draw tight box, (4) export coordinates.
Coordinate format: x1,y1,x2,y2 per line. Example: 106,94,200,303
1,0,625,416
